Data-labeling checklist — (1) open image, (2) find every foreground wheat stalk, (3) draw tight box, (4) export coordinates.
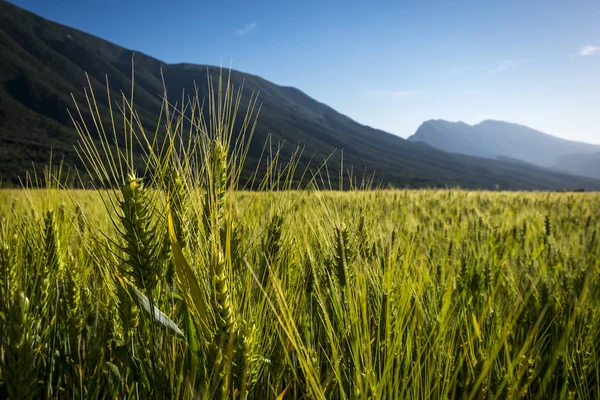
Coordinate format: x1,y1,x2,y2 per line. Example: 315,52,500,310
0,69,598,399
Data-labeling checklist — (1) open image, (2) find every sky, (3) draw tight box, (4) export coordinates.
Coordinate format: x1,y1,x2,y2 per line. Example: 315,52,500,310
10,0,600,144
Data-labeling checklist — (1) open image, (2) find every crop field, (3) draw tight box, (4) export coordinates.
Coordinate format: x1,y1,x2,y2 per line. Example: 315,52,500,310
1,188,599,399
1,79,599,399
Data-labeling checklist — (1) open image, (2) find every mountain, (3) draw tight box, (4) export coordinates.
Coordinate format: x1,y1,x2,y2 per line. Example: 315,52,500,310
1,2,600,190
408,119,600,171
553,153,600,180
406,120,498,159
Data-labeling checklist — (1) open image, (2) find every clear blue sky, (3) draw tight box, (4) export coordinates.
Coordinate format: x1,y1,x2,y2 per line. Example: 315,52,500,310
11,0,600,144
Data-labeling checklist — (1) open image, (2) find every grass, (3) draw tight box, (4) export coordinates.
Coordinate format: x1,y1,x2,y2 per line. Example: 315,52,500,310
0,71,599,399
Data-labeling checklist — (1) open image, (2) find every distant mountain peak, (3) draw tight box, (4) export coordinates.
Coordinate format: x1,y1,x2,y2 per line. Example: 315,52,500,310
408,119,600,179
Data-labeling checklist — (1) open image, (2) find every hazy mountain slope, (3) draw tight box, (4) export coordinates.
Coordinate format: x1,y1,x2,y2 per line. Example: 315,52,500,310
476,120,600,167
553,153,600,180
406,120,496,159
1,2,600,190
408,119,600,168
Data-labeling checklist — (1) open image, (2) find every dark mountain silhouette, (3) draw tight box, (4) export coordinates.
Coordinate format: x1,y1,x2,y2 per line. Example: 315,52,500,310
1,1,599,190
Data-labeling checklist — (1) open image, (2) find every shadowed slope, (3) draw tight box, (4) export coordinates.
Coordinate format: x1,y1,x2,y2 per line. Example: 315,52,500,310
1,1,600,190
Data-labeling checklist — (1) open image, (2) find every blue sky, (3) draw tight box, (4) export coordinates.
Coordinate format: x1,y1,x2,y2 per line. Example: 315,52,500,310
12,0,600,144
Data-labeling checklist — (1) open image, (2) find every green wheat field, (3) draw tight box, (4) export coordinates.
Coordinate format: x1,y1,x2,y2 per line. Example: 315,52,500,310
0,76,599,399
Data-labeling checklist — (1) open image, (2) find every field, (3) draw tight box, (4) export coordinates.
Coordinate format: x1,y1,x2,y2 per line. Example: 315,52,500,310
1,78,600,399
1,188,599,399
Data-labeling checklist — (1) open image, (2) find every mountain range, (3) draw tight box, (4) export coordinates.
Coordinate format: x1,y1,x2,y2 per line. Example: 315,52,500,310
409,120,600,179
1,1,599,190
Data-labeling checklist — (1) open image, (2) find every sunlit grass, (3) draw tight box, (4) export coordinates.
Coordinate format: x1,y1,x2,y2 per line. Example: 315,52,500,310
0,69,599,399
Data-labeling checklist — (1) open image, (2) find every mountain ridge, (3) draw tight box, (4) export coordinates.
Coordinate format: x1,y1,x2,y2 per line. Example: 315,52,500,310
1,1,600,190
408,119,600,178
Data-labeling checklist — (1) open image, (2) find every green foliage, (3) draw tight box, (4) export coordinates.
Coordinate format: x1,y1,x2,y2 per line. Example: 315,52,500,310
2,187,600,399
1,64,599,400
119,174,164,291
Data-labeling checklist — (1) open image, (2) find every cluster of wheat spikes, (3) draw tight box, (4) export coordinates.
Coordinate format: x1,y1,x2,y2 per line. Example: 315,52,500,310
1,68,600,399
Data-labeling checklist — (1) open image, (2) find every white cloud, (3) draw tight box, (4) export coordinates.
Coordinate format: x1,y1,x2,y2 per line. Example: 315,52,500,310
235,22,257,36
365,90,412,100
488,59,521,74
577,45,599,57
388,90,412,99
473,114,498,122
